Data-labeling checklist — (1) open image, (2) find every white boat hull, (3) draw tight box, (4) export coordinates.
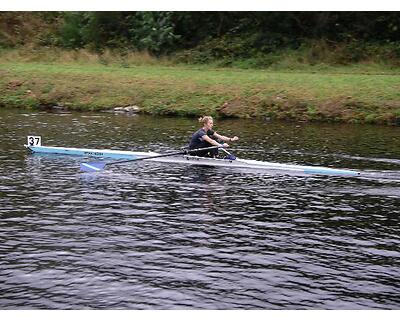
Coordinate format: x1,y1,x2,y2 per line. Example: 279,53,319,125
25,145,360,176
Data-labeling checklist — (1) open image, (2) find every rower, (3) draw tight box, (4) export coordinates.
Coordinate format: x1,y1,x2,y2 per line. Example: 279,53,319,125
188,116,239,158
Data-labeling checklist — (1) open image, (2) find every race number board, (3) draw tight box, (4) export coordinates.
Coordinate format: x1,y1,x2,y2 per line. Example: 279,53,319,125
27,136,42,147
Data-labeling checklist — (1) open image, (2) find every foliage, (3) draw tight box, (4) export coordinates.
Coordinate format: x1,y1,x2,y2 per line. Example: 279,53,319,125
59,12,180,54
2,12,400,66
60,13,86,48
127,12,180,55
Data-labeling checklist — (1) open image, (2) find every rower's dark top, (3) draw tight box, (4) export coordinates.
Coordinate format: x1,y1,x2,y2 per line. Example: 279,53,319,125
189,128,215,149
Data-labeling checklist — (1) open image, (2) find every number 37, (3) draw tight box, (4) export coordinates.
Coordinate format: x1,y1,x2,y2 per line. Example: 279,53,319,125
27,136,41,146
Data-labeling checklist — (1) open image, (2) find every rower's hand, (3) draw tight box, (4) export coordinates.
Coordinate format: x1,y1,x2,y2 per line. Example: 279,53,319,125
220,143,229,148
231,136,239,142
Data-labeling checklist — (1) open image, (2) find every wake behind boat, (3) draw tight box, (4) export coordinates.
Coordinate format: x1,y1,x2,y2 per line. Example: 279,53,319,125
24,136,360,176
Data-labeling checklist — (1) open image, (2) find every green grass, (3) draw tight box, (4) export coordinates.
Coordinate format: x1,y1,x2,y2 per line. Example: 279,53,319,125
1,61,400,125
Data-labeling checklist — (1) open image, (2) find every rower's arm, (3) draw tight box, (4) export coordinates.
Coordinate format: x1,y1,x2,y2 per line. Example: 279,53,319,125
203,135,223,146
213,132,239,142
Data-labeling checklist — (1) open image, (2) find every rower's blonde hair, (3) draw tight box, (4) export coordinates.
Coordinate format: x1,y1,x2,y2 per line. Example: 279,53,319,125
198,116,213,125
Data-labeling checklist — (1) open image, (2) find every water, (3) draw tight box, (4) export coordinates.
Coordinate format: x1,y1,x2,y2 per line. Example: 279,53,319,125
1,109,400,309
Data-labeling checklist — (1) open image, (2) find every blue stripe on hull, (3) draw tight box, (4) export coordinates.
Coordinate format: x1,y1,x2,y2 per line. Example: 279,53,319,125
303,168,359,176
27,146,137,160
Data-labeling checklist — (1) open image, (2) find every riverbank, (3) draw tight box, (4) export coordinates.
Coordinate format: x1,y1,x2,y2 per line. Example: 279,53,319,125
1,61,400,125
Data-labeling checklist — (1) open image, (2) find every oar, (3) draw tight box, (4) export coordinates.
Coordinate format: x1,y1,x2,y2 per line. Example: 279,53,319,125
80,145,221,172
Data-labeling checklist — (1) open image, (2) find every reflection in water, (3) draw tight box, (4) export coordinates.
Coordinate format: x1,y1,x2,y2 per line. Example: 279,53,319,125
0,109,400,309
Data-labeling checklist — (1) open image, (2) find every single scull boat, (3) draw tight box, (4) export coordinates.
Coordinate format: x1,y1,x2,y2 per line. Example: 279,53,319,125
24,136,360,176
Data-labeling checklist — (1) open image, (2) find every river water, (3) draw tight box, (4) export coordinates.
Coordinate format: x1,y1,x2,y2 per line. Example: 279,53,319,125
0,108,399,309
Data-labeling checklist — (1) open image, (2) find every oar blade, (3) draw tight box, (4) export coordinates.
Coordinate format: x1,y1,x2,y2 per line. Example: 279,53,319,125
80,162,106,172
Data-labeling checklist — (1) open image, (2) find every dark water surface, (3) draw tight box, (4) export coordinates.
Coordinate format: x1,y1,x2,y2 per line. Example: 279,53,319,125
1,109,399,309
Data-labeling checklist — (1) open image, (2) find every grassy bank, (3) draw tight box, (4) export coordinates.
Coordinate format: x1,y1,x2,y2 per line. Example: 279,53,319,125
1,56,400,125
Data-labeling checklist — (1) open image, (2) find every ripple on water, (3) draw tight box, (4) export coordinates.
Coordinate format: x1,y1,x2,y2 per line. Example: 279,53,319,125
1,110,400,309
